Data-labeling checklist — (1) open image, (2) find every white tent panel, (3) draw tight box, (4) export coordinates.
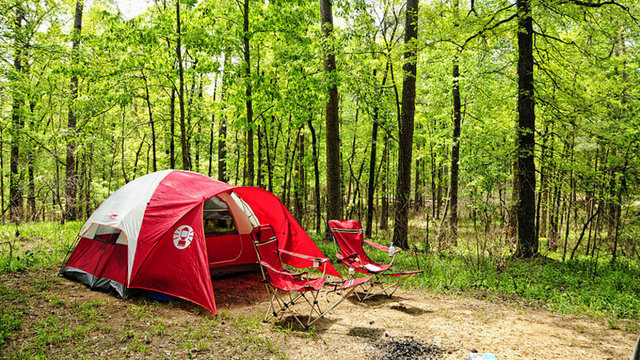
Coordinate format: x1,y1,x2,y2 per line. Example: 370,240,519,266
78,170,172,284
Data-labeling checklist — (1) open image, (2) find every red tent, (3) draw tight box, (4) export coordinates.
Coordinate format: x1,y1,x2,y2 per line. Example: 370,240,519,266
61,170,338,313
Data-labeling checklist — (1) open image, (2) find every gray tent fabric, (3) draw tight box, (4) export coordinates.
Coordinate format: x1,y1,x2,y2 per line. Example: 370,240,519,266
632,335,640,360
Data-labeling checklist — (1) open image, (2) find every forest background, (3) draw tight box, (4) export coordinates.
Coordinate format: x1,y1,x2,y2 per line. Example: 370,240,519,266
1,0,640,324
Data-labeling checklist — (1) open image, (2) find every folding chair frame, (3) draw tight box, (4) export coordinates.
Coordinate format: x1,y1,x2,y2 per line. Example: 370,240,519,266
252,225,370,329
339,253,416,302
329,220,422,302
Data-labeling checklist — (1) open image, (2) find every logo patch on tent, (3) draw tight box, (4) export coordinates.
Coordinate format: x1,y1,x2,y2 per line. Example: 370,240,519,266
108,213,119,221
173,225,194,250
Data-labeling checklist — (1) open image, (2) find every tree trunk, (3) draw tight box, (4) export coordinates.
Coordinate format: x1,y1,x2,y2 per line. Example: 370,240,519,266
320,0,342,233
169,86,176,169
120,108,129,184
392,0,419,249
10,7,26,223
308,118,322,234
266,115,275,192
365,64,389,237
430,141,436,218
218,55,229,182
141,69,157,172
64,0,84,221
256,124,263,188
538,120,551,240
448,52,462,245
243,0,254,186
380,134,390,230
85,144,93,218
207,76,218,177
27,150,35,221
294,132,305,223
365,70,381,238
0,126,5,223
176,0,190,170
514,0,537,258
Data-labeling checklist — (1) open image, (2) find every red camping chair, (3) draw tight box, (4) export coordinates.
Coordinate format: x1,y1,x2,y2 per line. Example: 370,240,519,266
328,219,423,302
251,224,370,329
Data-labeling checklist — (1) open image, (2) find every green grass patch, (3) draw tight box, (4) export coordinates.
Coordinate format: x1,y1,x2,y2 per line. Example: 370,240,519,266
0,222,82,274
315,237,640,320
0,306,22,351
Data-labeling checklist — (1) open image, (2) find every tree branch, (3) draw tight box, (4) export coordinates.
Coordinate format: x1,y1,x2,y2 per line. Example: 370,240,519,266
463,12,517,48
567,0,639,23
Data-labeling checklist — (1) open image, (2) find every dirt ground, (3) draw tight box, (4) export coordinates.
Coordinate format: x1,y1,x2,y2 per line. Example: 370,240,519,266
2,269,638,359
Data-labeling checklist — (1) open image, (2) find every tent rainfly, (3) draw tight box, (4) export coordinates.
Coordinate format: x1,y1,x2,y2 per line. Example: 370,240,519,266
60,170,338,313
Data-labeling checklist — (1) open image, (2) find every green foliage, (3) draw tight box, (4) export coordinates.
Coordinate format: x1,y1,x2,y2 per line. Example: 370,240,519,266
0,306,21,351
317,236,640,320
0,222,82,274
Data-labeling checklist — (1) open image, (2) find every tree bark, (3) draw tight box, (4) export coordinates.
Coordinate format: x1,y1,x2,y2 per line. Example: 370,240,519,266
320,0,342,233
448,53,462,245
392,0,419,249
63,0,84,221
218,55,229,182
169,86,176,169
366,64,389,238
27,148,35,221
380,134,389,230
0,126,5,223
176,0,190,170
514,0,538,258
243,0,254,186
141,69,157,172
308,118,322,234
366,105,380,238
10,7,26,223
294,132,306,223
207,76,218,177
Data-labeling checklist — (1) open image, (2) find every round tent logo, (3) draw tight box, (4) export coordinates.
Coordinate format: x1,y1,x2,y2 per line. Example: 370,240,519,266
173,225,194,250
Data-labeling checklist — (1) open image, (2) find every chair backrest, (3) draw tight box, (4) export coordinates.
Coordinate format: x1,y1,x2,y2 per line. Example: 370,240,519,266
328,220,372,264
252,224,308,292
251,224,285,272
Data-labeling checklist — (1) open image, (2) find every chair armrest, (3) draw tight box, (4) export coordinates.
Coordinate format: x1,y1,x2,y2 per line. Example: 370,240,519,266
336,252,359,262
364,239,400,255
280,249,330,263
258,261,307,278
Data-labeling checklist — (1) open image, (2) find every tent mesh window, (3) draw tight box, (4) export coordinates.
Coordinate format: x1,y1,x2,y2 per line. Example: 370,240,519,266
92,225,122,244
203,197,238,236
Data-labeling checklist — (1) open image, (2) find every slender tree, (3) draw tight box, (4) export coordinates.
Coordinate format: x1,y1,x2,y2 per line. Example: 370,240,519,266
141,68,157,172
514,0,537,258
243,0,254,186
176,0,190,170
320,0,342,232
448,53,461,245
447,0,462,245
366,64,389,238
9,7,26,223
218,54,229,182
393,0,419,249
308,118,322,234
64,0,83,221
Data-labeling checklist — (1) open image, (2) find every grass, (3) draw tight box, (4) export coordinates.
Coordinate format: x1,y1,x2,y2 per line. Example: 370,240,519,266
1,220,639,358
0,221,82,274
315,233,640,321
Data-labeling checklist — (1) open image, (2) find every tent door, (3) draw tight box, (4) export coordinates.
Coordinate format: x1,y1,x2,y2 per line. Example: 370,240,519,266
203,196,243,265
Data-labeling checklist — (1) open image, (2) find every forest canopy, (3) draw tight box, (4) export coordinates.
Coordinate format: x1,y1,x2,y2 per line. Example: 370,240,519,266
1,0,639,261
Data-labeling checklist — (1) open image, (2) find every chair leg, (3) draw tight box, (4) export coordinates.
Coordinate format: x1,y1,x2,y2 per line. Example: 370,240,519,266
354,273,412,301
306,283,361,328
359,275,381,302
263,284,279,322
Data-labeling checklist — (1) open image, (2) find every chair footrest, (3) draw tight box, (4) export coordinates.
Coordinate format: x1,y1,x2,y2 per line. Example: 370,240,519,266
340,276,372,290
384,269,423,277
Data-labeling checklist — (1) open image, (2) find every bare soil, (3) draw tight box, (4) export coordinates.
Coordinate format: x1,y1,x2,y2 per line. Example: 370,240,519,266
1,269,637,359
